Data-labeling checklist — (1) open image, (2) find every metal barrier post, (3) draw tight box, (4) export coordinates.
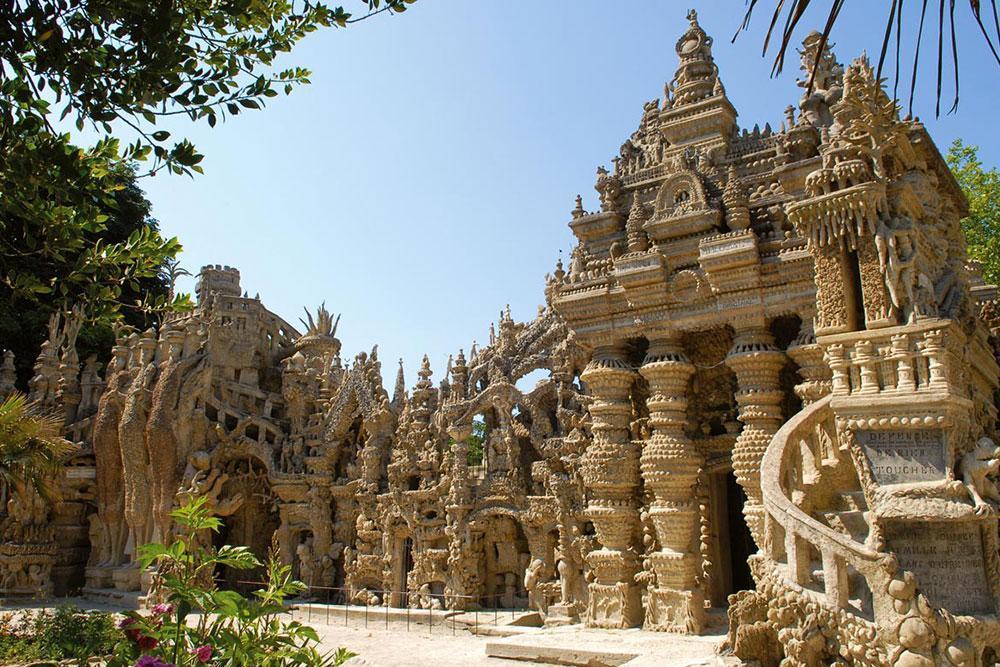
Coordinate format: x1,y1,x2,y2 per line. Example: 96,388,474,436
344,589,349,626
326,587,330,624
307,588,312,622
406,595,410,631
365,601,368,628
385,594,389,629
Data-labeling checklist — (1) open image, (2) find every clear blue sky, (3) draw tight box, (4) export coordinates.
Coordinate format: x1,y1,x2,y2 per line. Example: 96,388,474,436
129,0,1000,386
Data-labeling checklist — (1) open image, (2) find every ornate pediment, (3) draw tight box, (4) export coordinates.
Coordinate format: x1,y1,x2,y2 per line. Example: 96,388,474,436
645,169,722,242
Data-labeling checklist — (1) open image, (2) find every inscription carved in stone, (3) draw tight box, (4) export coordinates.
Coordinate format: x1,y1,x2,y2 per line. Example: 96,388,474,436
885,521,993,615
856,429,946,484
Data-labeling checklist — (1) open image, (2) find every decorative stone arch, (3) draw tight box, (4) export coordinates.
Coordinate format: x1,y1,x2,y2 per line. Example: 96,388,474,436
209,452,278,588
322,370,387,440
466,505,533,609
212,427,276,476
653,169,710,217
322,369,395,488
668,269,711,303
383,514,414,607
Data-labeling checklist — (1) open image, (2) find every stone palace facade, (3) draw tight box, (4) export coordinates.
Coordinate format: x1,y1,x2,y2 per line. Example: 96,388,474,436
3,10,1000,666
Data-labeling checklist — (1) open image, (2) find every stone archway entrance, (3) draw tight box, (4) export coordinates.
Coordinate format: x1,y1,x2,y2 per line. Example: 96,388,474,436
470,513,531,609
391,534,414,606
213,456,278,589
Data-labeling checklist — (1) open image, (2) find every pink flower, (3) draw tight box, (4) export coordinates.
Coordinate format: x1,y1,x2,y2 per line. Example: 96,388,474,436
191,645,213,663
117,616,135,630
150,603,174,616
135,657,174,667
136,635,159,651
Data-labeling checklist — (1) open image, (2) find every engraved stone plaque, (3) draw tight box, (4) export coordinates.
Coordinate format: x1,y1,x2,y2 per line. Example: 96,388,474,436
885,521,993,615
856,429,946,485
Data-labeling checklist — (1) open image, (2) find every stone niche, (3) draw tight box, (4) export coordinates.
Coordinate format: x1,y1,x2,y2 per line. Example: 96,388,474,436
855,428,947,485
884,520,995,615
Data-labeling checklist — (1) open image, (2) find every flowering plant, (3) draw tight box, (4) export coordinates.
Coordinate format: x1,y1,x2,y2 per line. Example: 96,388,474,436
109,495,354,667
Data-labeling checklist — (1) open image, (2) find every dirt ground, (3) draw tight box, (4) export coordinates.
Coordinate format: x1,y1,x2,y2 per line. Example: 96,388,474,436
308,621,545,667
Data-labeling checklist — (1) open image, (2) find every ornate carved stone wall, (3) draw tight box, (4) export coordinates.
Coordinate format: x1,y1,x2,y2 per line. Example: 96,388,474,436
1,10,998,664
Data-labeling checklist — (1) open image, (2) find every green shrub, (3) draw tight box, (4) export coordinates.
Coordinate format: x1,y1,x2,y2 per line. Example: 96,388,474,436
108,495,355,667
0,605,121,662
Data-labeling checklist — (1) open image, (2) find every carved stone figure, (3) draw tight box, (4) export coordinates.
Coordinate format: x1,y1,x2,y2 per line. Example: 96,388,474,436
959,437,1000,514
119,338,159,566
91,344,130,567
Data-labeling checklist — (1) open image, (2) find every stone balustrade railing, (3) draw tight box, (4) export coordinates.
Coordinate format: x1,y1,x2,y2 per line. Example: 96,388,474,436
760,395,892,617
822,320,963,400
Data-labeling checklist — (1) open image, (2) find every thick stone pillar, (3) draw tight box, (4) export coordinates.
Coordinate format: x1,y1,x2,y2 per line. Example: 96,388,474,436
579,344,641,628
725,327,786,546
787,315,833,406
639,337,704,633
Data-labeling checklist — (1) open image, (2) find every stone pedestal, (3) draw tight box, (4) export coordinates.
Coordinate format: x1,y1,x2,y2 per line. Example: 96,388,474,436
579,345,642,628
726,327,786,546
639,337,704,633
544,602,580,627
85,565,114,589
113,564,141,591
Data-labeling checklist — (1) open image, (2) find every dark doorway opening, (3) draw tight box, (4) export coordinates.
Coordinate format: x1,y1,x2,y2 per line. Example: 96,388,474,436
708,469,756,605
726,471,755,594
401,536,414,596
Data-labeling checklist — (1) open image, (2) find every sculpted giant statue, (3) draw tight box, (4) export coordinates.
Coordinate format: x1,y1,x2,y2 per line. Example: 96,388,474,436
145,330,207,543
90,344,131,566
118,333,158,554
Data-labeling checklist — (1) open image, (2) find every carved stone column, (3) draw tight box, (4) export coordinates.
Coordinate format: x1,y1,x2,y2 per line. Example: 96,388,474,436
725,327,786,546
579,344,641,628
787,315,832,406
639,337,704,633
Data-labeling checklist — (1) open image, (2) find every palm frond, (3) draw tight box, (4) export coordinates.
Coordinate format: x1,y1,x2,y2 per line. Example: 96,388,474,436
0,392,74,500
735,0,1000,115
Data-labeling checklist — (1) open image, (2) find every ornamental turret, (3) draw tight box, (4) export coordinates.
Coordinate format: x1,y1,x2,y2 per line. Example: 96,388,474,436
659,9,737,148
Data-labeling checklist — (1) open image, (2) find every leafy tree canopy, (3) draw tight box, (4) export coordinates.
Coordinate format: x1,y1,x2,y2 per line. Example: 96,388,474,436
0,0,413,384
0,167,175,386
736,0,1000,115
947,139,1000,285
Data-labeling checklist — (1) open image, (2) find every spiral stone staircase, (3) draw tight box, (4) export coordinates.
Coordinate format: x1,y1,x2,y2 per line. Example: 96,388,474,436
728,318,1000,666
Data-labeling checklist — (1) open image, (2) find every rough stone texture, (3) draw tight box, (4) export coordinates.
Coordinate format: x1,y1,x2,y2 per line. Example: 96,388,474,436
1,9,999,667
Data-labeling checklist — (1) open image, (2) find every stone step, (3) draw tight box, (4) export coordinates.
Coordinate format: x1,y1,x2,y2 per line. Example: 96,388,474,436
485,625,724,666
820,509,870,543
80,587,142,609
838,491,868,511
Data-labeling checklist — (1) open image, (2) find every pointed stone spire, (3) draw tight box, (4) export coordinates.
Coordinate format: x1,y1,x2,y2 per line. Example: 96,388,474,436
392,358,406,409
451,348,468,401
416,354,433,390
571,194,586,220
668,9,721,107
439,354,453,397
660,9,737,146
625,195,650,253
